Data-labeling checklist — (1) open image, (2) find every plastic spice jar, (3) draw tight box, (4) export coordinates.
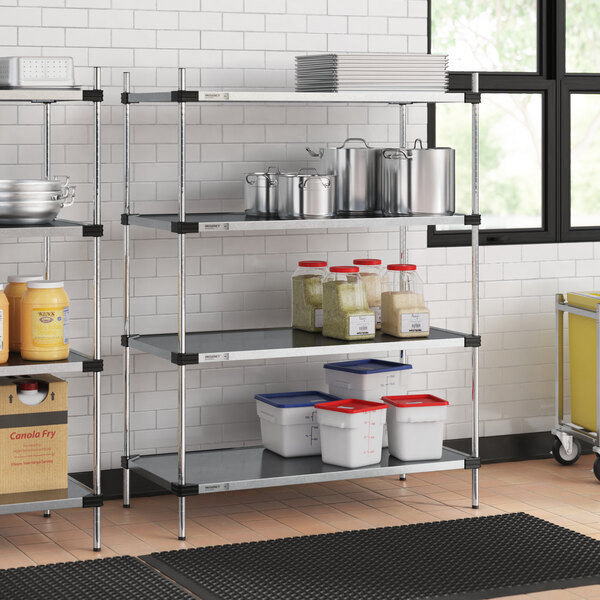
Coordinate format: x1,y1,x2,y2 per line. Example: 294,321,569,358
322,266,376,341
353,259,387,329
381,264,430,338
5,275,43,352
21,281,70,361
292,260,328,333
0,285,8,364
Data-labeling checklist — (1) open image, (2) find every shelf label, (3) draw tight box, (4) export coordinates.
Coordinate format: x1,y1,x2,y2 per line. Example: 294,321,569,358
202,483,230,492
201,92,230,101
201,352,230,362
201,223,230,232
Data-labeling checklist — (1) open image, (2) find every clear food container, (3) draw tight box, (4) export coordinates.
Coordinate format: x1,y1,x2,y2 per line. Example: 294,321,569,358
292,260,327,332
381,264,429,338
322,266,376,341
353,258,386,329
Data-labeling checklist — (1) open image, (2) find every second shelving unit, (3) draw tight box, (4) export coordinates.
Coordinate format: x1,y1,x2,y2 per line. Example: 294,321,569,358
121,68,481,540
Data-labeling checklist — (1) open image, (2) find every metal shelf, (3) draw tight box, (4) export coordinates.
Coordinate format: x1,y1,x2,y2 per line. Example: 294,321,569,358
0,350,100,377
0,88,85,102
129,446,472,495
0,219,95,238
125,90,466,105
0,477,96,515
127,212,467,233
127,326,468,364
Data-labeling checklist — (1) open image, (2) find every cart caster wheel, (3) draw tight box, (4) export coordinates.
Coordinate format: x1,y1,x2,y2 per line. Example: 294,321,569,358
593,456,600,482
552,437,581,465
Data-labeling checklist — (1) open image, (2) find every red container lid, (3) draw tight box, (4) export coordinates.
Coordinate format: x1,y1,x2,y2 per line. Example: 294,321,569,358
330,266,359,273
316,399,387,414
298,260,327,268
382,394,449,408
387,264,417,271
19,381,39,392
353,259,382,266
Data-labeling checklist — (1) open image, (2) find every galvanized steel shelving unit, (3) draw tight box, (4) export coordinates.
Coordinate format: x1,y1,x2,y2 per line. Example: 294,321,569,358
121,68,482,540
0,70,103,551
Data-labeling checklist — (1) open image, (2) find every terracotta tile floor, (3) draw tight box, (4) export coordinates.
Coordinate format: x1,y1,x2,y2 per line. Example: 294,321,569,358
2,455,600,599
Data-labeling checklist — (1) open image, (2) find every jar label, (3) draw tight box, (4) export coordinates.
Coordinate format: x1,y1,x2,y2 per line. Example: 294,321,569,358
401,312,429,333
348,314,375,336
370,305,382,325
32,307,68,347
314,308,323,328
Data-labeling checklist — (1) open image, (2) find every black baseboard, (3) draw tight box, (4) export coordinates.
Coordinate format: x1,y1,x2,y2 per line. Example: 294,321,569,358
71,432,591,501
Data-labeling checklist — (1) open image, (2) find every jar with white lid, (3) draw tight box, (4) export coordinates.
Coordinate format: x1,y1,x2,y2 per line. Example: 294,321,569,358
21,280,70,361
322,266,376,341
0,284,8,364
381,264,430,338
292,260,327,332
353,259,387,329
5,275,43,352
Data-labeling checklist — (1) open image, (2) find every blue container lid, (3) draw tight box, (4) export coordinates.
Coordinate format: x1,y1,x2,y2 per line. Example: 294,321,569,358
324,359,412,375
255,390,340,408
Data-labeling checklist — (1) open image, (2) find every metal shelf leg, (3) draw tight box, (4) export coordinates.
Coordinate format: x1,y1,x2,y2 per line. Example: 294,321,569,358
177,68,187,541
123,71,132,509
471,73,480,510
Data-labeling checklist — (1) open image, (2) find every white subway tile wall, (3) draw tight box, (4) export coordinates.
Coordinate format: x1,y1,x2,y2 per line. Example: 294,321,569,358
0,1,593,473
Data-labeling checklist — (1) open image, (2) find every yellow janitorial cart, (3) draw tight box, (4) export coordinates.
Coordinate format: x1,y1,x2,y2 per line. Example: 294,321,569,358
553,293,600,480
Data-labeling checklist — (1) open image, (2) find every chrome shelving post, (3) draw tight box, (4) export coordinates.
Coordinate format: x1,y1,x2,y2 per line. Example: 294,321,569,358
92,66,102,551
123,72,132,509
42,101,52,518
471,73,480,509
398,104,407,264
177,67,188,541
43,102,52,281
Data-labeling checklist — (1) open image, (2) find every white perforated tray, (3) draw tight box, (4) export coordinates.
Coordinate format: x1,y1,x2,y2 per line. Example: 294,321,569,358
0,57,75,88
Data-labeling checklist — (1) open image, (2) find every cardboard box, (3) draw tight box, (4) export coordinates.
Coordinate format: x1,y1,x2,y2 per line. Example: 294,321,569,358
0,374,68,495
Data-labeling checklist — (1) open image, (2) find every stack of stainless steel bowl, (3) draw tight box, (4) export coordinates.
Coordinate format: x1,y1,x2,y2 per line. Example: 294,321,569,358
0,177,75,225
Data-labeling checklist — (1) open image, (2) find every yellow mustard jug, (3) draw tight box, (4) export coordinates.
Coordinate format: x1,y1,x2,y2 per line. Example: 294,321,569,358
5,275,43,352
21,281,69,361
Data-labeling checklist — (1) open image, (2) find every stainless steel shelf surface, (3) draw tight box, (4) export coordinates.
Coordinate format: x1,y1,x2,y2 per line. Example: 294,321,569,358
128,326,468,363
126,90,466,105
0,350,96,376
128,212,467,233
0,477,93,515
0,219,94,238
130,446,471,494
0,88,85,102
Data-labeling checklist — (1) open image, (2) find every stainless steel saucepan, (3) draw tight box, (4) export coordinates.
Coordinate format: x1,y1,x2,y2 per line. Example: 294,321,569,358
381,148,411,216
278,168,336,219
244,166,280,216
307,138,382,215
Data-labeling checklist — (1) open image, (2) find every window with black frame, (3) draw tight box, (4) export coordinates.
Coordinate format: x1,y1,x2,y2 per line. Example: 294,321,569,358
427,0,600,246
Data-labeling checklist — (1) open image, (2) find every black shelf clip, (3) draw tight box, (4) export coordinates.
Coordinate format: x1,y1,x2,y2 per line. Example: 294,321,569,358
171,482,199,497
82,224,104,237
121,92,133,104
171,352,199,366
170,90,197,103
82,359,104,373
121,335,129,348
465,91,481,104
121,213,130,226
82,493,104,508
171,221,199,234
83,89,104,103
121,455,141,469
464,335,482,348
463,214,481,226
464,456,481,469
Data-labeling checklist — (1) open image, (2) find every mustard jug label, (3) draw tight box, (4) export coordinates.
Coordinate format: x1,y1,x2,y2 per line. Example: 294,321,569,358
32,307,68,346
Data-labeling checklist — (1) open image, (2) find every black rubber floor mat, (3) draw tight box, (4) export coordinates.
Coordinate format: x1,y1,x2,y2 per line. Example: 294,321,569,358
0,555,197,600
142,512,600,600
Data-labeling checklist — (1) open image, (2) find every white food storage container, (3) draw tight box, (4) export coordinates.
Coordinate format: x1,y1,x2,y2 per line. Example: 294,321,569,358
316,399,387,468
255,390,339,457
324,359,412,448
383,394,449,461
